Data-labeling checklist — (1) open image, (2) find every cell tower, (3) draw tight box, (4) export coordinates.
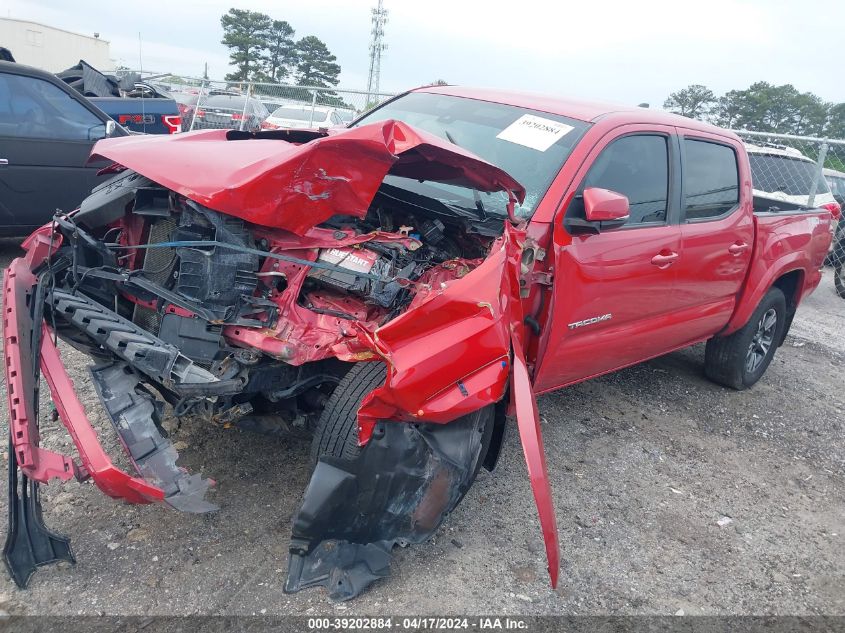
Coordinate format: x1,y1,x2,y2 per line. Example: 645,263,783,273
365,0,388,106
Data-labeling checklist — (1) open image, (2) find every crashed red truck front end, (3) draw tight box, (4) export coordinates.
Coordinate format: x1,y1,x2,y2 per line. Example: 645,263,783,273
3,120,558,598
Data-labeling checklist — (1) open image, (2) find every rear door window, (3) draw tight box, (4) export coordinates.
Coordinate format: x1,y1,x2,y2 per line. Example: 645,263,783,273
682,139,740,220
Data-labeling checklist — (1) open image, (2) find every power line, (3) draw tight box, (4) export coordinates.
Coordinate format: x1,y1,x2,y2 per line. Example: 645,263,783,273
365,0,388,108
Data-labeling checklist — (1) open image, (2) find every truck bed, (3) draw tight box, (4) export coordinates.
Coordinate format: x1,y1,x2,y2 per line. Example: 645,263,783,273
723,205,834,335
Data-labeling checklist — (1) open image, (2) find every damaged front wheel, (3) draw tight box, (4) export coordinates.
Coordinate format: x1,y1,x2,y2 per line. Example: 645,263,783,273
288,361,496,600
311,362,388,463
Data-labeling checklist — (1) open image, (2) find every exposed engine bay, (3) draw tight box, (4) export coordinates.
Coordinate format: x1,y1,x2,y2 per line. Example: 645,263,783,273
3,121,559,600
56,169,502,433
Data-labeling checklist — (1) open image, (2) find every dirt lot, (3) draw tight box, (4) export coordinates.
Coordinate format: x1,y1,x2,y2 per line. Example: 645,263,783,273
0,237,842,616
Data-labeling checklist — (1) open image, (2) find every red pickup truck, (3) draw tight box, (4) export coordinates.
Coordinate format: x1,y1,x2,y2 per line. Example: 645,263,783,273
3,86,833,599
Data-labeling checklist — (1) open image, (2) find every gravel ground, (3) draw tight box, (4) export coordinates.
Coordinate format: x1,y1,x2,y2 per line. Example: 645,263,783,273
0,237,842,616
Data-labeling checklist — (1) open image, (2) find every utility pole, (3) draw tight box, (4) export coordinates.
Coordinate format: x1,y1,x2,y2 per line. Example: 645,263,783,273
365,0,388,109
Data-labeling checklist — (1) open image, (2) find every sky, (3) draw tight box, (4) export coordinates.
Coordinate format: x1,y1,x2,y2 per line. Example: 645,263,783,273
5,0,845,109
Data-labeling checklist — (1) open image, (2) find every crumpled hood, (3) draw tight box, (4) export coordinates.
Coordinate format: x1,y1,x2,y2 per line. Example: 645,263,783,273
89,120,526,235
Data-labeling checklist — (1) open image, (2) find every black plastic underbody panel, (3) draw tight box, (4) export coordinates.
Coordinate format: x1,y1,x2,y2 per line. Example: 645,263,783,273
285,407,492,601
90,362,217,513
3,438,75,588
49,289,218,388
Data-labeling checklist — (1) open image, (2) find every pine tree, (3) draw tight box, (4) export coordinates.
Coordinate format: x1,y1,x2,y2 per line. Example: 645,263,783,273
221,9,272,81
260,20,297,83
663,85,716,120
295,36,341,88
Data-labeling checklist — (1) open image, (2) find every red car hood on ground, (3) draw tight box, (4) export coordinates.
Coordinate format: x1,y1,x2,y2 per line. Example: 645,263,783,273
89,120,526,235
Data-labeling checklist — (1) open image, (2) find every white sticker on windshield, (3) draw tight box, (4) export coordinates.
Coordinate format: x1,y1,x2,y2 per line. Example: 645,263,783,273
496,114,573,152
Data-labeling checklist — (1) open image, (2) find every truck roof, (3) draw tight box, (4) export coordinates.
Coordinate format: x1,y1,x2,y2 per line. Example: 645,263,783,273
413,84,735,138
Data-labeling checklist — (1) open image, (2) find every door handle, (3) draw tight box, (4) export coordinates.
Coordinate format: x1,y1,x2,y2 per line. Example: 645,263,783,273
651,251,678,267
0,159,8,166
728,242,749,255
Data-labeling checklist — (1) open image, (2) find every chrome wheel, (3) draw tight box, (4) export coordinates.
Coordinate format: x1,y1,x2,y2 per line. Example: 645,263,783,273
746,308,777,373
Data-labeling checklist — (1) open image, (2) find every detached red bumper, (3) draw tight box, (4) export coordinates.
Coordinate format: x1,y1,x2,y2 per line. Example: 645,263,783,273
3,254,163,505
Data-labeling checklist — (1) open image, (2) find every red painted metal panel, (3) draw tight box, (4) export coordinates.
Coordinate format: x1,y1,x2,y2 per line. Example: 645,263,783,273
4,255,163,505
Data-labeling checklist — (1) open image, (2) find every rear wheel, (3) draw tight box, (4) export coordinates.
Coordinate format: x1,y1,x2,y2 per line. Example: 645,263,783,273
704,287,786,390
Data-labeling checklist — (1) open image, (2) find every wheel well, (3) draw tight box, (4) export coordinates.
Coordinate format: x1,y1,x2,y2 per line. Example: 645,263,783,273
772,270,802,346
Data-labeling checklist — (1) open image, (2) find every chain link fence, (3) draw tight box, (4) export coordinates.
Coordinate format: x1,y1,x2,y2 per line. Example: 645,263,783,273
132,73,395,133
733,130,845,298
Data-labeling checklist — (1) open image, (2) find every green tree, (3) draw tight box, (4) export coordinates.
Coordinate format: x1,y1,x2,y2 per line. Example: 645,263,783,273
827,103,845,139
295,35,341,87
663,84,715,120
259,20,297,83
715,90,745,129
221,9,272,81
713,82,828,135
790,92,828,136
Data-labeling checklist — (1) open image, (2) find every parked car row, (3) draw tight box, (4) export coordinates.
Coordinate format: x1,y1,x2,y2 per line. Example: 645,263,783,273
173,93,352,132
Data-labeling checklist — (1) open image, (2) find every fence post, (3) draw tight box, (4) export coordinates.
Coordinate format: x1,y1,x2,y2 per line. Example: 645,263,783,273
240,82,252,132
308,90,318,127
808,142,829,207
189,79,206,132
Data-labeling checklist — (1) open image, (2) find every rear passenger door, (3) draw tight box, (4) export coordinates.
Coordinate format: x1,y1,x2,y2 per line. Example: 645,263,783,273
673,131,753,339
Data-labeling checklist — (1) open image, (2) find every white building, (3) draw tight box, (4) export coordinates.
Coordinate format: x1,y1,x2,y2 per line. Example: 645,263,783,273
0,18,113,72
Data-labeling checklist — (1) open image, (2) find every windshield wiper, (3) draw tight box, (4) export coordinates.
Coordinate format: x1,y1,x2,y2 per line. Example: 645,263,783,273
443,129,488,221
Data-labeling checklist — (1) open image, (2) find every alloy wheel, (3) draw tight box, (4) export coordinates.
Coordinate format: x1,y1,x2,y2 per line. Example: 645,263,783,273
746,308,777,373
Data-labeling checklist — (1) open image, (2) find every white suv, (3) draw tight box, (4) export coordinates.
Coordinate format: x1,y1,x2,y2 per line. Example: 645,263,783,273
745,143,839,215
263,105,345,130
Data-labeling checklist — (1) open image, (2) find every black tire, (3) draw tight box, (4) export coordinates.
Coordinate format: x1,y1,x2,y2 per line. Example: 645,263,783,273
835,264,845,299
704,287,786,390
310,362,496,479
311,362,387,462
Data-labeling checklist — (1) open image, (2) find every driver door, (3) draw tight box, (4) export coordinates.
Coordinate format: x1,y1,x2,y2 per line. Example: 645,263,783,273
533,125,688,393
0,69,110,234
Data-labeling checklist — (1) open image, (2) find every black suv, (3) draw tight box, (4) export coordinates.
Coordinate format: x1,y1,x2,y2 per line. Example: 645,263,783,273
0,61,127,236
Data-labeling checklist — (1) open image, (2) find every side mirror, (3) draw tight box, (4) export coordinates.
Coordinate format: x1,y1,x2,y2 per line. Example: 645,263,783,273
583,187,630,222
105,120,118,137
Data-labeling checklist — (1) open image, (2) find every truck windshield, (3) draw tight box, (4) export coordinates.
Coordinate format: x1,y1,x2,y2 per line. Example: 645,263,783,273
354,92,590,218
